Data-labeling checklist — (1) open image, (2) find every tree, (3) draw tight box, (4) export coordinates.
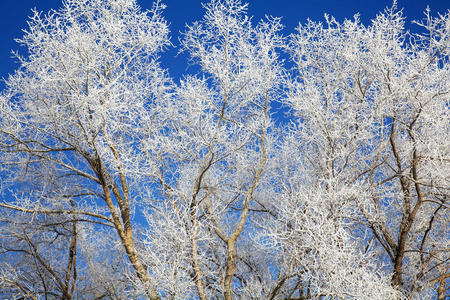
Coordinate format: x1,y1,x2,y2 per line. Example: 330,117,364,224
0,0,448,299
281,4,449,298
0,0,170,298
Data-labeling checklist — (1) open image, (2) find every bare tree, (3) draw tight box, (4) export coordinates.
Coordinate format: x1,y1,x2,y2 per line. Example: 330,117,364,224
0,0,170,298
284,3,449,298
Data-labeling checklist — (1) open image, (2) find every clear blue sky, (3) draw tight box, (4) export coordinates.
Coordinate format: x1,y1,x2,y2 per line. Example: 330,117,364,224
0,0,448,84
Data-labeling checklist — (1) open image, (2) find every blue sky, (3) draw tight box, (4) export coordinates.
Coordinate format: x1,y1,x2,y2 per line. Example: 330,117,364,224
0,0,448,84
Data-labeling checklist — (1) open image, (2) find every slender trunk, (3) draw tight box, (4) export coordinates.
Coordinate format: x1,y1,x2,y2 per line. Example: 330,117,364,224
391,234,406,287
63,220,77,300
97,167,159,300
106,189,160,300
389,124,408,288
191,224,207,300
438,276,445,300
224,240,237,300
122,232,159,300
